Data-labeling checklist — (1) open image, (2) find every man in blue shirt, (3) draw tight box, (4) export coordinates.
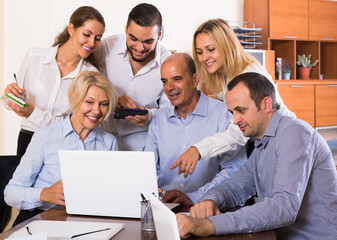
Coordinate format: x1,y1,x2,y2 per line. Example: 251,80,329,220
177,72,337,239
145,53,246,205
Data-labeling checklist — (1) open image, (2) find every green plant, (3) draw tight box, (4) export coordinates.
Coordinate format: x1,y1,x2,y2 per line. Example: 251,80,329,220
282,63,294,73
297,54,319,68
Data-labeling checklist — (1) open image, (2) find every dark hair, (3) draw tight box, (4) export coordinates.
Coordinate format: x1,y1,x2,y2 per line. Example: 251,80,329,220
52,6,105,70
127,3,162,31
228,72,280,111
181,53,196,76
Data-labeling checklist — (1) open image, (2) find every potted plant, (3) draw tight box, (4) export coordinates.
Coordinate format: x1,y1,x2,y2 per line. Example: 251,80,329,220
297,54,319,80
282,63,294,80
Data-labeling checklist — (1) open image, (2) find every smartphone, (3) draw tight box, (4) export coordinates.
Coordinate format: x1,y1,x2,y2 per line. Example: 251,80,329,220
114,108,148,119
1,93,26,109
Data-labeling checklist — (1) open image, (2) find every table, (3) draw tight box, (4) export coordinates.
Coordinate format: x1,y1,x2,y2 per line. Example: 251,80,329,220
0,206,276,239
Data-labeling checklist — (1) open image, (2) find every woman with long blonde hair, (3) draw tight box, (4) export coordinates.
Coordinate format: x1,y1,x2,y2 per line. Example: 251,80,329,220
171,18,295,177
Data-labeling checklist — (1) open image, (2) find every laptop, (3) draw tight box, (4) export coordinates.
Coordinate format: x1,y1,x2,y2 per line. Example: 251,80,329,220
150,194,181,240
58,150,158,218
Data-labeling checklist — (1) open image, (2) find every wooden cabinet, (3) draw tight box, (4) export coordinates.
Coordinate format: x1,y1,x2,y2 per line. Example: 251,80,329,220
277,84,315,126
245,0,337,45
244,0,309,50
315,84,337,126
309,0,337,40
277,80,337,127
269,0,309,40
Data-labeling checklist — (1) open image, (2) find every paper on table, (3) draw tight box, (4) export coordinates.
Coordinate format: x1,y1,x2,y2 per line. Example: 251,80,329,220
5,232,47,240
7,220,124,240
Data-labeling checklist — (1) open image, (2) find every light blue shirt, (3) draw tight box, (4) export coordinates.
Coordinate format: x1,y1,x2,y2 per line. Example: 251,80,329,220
145,92,247,204
202,110,337,239
4,116,118,210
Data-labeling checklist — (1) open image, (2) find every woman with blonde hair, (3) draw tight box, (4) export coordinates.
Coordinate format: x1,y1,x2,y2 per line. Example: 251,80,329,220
4,6,105,157
171,18,295,177
5,71,118,225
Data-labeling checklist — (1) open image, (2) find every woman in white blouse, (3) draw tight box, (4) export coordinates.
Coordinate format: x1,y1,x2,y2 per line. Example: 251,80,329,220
171,18,296,177
4,6,105,157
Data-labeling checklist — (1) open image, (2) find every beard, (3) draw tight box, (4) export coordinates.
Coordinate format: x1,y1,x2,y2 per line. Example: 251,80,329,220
126,43,157,63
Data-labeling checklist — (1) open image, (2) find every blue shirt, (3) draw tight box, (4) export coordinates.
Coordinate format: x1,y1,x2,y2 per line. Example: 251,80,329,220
202,111,337,239
4,116,118,210
145,92,246,204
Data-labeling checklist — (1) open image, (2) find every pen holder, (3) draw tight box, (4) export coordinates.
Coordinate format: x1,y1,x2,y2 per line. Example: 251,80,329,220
140,201,155,231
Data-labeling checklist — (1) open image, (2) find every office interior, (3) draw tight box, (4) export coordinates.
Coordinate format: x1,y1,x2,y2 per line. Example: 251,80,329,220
1,0,337,235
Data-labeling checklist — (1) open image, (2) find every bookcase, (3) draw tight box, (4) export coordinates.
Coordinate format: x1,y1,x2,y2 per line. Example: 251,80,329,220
269,39,337,81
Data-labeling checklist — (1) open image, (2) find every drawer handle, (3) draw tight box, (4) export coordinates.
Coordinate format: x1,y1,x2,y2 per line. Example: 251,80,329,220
290,85,303,88
284,36,297,39
328,85,337,87
321,38,334,41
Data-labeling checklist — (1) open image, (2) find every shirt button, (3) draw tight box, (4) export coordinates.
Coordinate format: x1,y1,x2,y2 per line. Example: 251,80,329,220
180,184,184,188
183,145,186,149
264,197,267,200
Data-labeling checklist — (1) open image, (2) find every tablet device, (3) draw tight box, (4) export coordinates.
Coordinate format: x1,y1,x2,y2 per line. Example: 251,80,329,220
114,108,148,119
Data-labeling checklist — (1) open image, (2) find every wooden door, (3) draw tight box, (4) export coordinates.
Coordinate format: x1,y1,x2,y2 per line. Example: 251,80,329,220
309,0,337,40
269,0,309,39
315,84,337,126
278,84,315,126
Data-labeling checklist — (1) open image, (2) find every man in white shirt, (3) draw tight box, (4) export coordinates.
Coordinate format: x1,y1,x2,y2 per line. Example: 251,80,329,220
99,3,171,150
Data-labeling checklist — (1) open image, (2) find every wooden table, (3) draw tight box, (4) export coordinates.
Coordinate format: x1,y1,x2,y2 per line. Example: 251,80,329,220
0,206,276,239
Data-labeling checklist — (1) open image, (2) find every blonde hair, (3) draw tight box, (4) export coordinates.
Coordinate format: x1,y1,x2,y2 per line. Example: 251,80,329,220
68,71,117,120
193,18,259,95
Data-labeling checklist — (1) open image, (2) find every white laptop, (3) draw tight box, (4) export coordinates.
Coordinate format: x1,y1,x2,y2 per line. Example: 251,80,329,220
58,150,158,218
150,194,181,240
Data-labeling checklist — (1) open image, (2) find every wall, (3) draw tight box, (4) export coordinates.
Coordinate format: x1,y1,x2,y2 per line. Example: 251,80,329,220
0,0,3,154
1,0,244,154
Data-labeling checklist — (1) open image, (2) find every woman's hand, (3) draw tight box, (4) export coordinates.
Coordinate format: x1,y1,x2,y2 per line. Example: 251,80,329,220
40,180,65,206
5,82,25,98
7,101,34,118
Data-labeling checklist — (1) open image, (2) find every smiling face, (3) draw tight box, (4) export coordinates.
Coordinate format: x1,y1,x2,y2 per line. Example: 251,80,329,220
68,19,104,59
125,20,161,63
71,85,109,134
161,54,199,117
195,32,225,75
225,82,269,140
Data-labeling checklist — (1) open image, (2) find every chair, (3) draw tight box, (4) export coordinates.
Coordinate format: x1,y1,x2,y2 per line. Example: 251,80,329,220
0,155,20,232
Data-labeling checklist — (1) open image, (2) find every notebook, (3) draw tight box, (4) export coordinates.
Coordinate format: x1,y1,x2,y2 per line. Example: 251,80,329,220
150,194,181,240
58,150,158,218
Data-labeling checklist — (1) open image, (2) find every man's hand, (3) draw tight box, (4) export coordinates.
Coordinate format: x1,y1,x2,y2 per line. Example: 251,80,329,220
116,94,137,111
162,190,193,206
190,200,220,218
125,105,148,127
177,213,216,238
170,146,201,178
40,180,65,206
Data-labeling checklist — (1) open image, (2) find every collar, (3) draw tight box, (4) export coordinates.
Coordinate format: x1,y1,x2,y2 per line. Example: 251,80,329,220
169,91,208,118
43,45,59,64
254,110,285,149
43,45,84,79
62,115,103,142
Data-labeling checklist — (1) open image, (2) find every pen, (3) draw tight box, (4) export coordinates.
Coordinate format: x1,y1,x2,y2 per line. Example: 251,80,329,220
71,227,111,238
140,192,148,203
13,73,18,85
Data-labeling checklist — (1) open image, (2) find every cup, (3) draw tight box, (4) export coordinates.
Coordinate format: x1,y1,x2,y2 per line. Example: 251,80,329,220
140,201,155,231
